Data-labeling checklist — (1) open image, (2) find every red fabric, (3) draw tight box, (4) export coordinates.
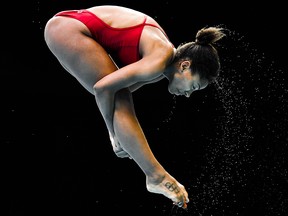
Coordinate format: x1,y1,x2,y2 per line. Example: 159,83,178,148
55,10,168,66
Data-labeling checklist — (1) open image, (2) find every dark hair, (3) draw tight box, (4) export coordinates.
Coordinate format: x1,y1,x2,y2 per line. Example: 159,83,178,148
174,26,226,83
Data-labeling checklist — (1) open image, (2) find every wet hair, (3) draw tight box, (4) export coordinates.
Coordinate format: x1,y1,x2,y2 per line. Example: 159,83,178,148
174,26,226,83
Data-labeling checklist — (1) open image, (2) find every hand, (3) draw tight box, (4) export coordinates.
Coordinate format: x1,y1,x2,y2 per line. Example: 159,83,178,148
109,133,132,159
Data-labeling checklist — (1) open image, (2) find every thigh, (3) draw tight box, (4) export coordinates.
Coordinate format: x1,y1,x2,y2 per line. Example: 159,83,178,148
45,17,118,94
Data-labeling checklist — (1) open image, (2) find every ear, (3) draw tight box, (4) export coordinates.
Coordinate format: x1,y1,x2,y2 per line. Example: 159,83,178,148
180,60,191,72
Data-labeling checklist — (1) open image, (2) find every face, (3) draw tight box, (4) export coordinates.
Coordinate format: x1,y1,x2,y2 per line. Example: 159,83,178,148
167,61,209,97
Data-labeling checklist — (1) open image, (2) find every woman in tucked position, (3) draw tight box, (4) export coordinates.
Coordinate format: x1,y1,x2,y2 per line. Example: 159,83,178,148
44,5,225,209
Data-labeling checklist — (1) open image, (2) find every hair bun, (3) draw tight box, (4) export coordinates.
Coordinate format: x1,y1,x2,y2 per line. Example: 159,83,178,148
195,26,226,45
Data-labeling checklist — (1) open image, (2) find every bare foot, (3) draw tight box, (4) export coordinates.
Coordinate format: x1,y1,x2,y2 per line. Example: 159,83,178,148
146,174,189,209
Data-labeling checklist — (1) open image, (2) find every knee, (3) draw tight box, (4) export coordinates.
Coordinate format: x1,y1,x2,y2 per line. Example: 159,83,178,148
44,18,57,42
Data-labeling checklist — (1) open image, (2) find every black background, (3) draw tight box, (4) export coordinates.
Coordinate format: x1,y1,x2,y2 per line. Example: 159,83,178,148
5,1,288,215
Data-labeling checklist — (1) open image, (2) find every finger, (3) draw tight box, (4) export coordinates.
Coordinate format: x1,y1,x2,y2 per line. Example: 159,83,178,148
116,150,131,158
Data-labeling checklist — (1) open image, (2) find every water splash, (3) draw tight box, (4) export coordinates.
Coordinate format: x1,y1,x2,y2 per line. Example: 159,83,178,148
162,95,177,124
188,28,288,215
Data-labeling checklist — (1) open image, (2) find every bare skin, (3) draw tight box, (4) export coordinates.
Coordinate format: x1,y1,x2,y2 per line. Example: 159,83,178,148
43,5,209,208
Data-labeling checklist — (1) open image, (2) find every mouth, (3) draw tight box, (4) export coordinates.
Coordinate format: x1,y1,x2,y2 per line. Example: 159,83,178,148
176,90,185,96
169,87,183,96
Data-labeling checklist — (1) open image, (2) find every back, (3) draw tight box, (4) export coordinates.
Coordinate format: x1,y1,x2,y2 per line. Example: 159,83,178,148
87,5,150,28
85,5,171,67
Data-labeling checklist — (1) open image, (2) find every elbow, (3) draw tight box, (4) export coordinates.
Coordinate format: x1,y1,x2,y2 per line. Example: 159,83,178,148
93,81,108,97
93,81,115,100
93,82,102,96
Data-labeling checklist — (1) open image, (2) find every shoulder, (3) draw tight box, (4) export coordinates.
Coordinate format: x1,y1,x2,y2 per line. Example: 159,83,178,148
140,28,175,69
135,45,175,82
139,15,174,61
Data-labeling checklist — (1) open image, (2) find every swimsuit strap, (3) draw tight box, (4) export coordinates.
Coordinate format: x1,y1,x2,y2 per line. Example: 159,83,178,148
143,16,170,40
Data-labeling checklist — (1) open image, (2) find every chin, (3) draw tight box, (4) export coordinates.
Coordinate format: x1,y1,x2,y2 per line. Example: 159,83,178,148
168,87,178,96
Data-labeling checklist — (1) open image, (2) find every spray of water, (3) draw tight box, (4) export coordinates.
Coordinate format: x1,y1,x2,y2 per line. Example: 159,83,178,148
185,28,288,215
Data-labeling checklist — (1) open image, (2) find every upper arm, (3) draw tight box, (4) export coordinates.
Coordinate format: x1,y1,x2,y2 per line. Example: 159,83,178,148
129,74,165,92
94,54,169,93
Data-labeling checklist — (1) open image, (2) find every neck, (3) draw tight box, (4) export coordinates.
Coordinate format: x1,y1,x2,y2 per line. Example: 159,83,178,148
163,66,174,81
163,48,177,80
